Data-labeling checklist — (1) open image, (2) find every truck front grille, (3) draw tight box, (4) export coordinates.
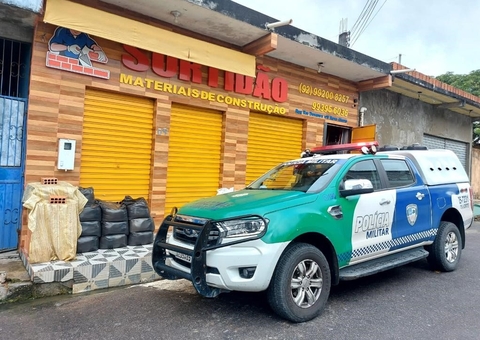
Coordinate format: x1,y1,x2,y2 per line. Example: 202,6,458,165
173,216,220,247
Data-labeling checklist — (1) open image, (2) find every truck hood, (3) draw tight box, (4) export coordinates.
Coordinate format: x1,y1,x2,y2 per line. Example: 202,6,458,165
177,189,317,220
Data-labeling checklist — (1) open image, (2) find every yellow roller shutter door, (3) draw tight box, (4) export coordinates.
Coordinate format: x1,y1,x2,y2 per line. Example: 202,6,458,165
80,89,154,201
165,104,223,214
246,113,304,184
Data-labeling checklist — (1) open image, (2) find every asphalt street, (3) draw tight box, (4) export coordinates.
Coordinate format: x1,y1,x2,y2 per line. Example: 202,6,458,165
1,223,480,340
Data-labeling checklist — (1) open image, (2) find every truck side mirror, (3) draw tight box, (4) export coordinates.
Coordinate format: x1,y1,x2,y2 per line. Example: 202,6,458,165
340,179,374,197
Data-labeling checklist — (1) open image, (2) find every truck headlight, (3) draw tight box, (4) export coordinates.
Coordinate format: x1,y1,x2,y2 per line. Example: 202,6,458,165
214,217,267,238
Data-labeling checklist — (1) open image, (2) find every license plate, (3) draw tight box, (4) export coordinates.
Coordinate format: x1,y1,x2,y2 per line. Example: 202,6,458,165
169,250,192,263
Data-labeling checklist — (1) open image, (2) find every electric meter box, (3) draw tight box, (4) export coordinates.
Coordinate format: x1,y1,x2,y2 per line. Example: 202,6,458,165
57,139,76,171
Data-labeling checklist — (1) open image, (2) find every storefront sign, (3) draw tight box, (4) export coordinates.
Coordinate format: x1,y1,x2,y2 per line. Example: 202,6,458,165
298,83,350,103
298,82,351,118
45,26,110,79
119,73,287,115
294,109,348,123
121,45,288,103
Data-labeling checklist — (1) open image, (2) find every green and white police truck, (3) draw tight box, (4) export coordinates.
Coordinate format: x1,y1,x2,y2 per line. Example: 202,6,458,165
152,142,473,323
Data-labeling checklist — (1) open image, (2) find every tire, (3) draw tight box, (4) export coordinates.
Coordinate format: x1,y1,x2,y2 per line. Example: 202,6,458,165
267,243,331,323
427,221,462,272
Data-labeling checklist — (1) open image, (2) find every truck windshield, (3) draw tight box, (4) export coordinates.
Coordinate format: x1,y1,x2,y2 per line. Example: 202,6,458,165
246,159,343,192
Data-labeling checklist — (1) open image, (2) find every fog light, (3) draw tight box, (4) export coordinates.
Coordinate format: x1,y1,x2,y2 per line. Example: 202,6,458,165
239,267,256,279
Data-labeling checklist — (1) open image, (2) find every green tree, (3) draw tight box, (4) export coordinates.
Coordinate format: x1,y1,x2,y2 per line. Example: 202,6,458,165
436,70,480,97
437,70,480,142
474,121,480,144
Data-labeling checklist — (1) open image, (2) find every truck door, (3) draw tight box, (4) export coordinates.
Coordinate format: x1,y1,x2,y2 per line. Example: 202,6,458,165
339,159,397,265
378,158,432,250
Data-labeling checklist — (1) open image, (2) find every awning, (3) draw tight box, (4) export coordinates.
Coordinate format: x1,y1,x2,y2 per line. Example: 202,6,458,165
43,0,256,77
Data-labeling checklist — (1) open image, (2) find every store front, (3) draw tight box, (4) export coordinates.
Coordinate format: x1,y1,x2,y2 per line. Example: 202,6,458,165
23,21,360,229
17,0,391,292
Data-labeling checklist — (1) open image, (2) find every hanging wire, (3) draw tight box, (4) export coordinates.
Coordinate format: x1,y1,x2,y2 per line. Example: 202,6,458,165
350,0,379,45
351,0,389,46
350,0,374,37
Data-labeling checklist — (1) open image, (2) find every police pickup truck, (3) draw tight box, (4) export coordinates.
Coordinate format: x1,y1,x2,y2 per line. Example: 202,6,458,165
152,142,473,323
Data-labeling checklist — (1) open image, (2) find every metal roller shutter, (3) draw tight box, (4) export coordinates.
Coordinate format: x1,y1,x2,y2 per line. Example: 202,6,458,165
165,104,223,214
246,113,304,184
80,89,154,201
423,134,468,169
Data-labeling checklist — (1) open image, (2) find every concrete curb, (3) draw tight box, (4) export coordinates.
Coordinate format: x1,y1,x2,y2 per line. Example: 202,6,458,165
0,247,161,304
0,282,33,304
0,251,72,305
1,281,72,305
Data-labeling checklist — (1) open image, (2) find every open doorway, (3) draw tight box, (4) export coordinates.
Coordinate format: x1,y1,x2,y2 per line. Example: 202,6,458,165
324,124,351,145
324,123,377,146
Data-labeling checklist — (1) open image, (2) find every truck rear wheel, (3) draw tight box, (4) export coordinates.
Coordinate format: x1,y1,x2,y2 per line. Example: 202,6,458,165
267,243,331,323
427,221,462,272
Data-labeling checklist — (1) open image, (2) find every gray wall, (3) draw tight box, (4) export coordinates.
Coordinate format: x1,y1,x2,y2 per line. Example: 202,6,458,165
0,21,33,42
0,1,40,42
0,0,43,13
360,89,472,148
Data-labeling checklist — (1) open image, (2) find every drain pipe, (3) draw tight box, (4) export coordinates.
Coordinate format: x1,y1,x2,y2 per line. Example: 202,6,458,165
359,107,367,127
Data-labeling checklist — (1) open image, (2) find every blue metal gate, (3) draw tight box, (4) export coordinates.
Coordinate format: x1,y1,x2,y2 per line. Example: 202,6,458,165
0,96,26,252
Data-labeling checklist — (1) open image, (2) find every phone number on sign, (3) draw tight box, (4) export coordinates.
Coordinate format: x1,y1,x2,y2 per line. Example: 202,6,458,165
298,83,350,103
312,102,349,117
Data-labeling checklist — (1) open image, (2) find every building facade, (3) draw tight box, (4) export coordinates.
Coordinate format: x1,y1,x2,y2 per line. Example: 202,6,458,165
361,89,472,169
2,0,479,293
24,19,364,231
5,0,480,257
0,0,42,251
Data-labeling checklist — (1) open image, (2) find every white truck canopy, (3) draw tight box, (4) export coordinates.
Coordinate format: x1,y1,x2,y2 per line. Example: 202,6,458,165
383,149,470,186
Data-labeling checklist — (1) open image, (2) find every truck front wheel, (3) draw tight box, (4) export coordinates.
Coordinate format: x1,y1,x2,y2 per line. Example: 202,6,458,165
267,243,331,323
427,221,462,272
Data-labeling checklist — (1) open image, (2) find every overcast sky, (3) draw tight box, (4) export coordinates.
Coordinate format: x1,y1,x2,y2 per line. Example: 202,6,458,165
233,0,477,77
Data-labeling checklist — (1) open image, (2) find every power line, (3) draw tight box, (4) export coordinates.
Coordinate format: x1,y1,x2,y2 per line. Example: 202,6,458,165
350,0,374,36
350,0,379,45
350,0,374,35
355,0,378,36
351,0,389,46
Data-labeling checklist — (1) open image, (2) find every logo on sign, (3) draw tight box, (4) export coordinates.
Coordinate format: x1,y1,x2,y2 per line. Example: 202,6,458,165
46,27,110,79
183,228,199,238
406,204,418,226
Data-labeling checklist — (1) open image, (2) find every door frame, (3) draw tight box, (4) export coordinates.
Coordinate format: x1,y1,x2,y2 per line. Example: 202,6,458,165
0,95,28,252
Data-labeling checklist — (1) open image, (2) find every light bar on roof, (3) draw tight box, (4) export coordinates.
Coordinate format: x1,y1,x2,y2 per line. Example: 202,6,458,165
302,141,379,157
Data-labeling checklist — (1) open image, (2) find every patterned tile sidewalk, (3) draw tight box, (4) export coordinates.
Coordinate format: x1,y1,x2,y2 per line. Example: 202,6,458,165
19,244,161,294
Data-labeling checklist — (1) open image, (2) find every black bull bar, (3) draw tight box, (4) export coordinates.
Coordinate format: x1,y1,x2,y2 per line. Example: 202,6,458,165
151,214,267,298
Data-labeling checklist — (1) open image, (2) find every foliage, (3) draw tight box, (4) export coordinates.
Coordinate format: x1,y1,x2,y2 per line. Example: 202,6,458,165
437,70,480,143
436,70,480,97
474,122,480,144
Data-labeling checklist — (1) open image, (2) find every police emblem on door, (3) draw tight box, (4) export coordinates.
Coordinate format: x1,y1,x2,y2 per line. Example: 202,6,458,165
406,204,418,226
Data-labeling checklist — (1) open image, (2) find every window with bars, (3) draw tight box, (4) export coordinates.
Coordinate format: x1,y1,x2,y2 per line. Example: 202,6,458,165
0,38,31,98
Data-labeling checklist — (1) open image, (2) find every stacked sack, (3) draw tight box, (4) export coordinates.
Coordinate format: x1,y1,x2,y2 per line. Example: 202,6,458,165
77,187,102,253
98,201,129,249
122,196,155,246
77,189,155,250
